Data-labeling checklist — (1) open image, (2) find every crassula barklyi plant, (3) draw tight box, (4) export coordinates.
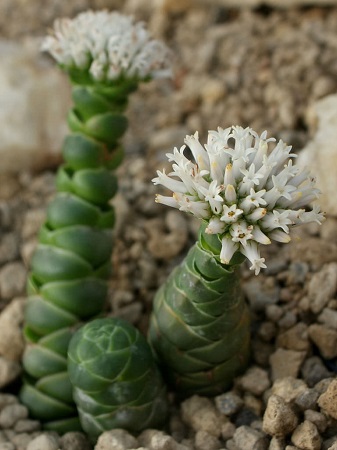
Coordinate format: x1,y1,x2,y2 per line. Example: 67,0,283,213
68,317,168,442
149,125,324,396
20,10,171,433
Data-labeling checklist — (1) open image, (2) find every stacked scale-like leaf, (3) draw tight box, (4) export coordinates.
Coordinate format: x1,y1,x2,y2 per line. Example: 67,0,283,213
68,317,169,442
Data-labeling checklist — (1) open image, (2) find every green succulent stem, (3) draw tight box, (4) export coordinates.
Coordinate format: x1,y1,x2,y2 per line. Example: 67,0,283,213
68,317,169,443
20,79,138,432
148,224,251,396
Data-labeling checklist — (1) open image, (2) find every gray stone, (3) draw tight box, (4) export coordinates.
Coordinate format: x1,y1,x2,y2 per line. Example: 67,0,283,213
262,395,299,437
295,389,319,411
95,429,138,450
308,264,337,314
233,425,268,450
301,357,332,387
26,433,60,450
304,410,327,433
215,392,244,416
243,278,279,312
291,420,321,450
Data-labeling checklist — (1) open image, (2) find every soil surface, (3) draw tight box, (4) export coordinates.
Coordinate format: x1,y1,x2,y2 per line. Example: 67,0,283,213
0,3,337,450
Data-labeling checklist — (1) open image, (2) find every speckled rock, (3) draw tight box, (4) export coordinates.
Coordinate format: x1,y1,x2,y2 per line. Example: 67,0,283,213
181,396,224,437
233,425,268,450
262,395,299,437
318,379,337,420
94,429,138,450
0,298,25,361
291,420,321,450
308,324,337,359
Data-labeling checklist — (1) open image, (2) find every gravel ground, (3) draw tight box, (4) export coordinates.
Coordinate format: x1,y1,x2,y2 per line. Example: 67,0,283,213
0,3,337,450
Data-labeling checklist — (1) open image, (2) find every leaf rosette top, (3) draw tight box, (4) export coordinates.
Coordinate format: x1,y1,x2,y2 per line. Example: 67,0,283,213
153,126,324,275
42,10,172,82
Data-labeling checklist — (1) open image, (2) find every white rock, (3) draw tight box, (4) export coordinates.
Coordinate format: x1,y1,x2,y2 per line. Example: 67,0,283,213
94,429,138,450
298,94,337,217
0,38,70,174
0,357,21,389
26,433,60,450
0,297,25,361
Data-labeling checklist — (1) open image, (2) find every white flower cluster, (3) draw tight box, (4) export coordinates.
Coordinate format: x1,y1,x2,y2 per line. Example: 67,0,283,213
153,126,324,275
42,10,172,82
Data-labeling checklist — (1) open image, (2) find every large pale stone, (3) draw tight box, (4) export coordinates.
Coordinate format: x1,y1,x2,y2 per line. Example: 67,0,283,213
298,94,337,217
0,38,71,174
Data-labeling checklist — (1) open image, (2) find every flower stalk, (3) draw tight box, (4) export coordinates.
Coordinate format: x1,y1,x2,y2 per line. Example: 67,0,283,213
20,10,171,433
149,126,323,395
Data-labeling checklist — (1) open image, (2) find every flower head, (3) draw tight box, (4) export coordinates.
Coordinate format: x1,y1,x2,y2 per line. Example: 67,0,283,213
153,126,324,275
42,10,172,82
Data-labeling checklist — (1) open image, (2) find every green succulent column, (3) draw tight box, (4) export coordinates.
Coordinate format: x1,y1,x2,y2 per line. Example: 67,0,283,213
149,126,324,396
68,317,168,442
149,226,250,396
20,10,171,433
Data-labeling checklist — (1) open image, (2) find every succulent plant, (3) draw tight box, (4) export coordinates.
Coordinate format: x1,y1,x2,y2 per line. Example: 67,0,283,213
68,317,169,442
149,126,324,395
20,10,171,433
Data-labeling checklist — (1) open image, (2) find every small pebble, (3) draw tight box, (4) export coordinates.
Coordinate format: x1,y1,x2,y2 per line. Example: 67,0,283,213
291,420,321,450
262,395,299,437
318,379,337,420
233,425,269,450
215,392,243,416
308,324,337,359
301,357,332,387
26,433,60,450
295,389,319,411
194,430,222,450
182,396,224,437
237,366,270,397
270,349,306,381
95,429,138,450
304,410,327,433
0,404,28,429
271,377,307,403
60,431,91,450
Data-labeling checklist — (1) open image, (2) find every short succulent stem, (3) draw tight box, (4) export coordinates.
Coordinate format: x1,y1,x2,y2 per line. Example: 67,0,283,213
148,224,251,396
